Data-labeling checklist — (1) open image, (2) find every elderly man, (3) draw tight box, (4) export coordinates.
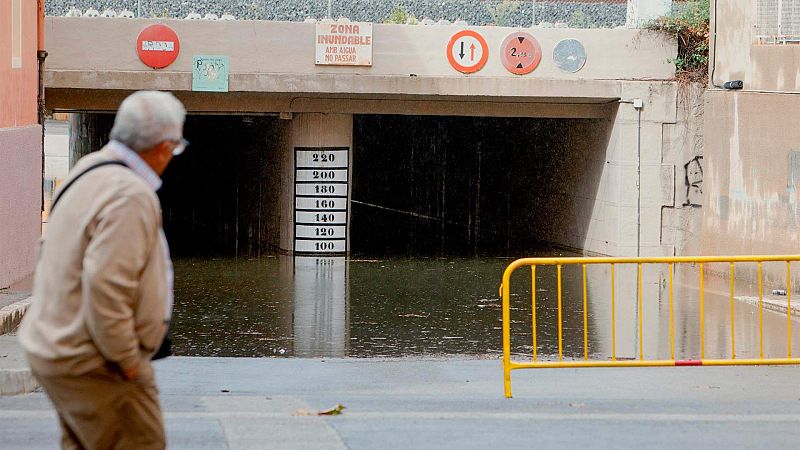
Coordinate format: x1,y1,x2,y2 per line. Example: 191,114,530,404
19,91,187,449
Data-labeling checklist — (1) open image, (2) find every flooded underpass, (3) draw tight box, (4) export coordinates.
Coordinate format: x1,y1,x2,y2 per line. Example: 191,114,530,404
64,111,800,361
142,112,800,361
170,256,516,358
170,256,800,360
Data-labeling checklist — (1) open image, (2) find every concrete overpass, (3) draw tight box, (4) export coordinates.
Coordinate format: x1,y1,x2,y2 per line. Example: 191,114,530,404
44,18,700,259
45,18,675,113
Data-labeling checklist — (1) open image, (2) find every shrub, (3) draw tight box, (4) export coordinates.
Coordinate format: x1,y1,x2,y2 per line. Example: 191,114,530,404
385,6,411,24
647,0,710,83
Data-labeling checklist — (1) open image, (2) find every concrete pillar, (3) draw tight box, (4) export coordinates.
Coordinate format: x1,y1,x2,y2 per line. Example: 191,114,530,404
278,113,353,254
626,0,672,28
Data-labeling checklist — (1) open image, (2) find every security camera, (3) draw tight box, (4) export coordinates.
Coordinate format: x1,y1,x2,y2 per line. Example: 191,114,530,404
723,80,744,90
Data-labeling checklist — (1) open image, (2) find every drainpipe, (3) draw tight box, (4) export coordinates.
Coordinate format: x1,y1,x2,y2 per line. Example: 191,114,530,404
634,99,643,354
634,99,643,257
37,0,48,213
620,98,644,352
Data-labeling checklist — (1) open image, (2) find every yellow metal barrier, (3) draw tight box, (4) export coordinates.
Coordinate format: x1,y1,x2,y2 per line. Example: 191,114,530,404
500,255,800,398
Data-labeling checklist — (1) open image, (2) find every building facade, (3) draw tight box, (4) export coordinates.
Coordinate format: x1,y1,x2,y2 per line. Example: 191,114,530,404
705,1,800,283
0,0,42,288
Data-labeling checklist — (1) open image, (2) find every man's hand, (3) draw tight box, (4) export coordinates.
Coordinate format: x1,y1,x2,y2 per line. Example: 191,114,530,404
122,363,139,381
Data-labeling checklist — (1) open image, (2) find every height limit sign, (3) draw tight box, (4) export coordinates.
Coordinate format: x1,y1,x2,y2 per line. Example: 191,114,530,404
446,30,488,74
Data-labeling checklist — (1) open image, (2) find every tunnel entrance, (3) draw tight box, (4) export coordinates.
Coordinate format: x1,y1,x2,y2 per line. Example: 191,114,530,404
351,114,613,258
68,110,614,259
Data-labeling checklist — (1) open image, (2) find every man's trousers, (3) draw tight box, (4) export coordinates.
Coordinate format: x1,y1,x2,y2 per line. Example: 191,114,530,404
33,361,165,450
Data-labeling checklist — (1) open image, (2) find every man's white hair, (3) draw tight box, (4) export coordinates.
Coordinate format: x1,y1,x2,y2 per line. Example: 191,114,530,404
109,91,186,152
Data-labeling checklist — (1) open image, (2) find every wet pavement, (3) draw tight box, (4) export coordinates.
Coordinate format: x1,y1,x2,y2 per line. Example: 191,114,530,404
2,357,800,449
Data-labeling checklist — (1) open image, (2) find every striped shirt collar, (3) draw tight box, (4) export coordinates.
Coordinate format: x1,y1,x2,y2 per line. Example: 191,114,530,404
107,140,163,191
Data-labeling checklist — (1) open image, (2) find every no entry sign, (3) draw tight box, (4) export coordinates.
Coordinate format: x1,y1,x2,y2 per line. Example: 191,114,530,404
136,24,180,69
500,32,542,75
446,30,488,74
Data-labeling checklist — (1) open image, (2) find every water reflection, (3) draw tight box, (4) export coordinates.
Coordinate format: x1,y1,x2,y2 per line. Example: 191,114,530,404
172,256,510,357
293,257,348,357
171,257,800,359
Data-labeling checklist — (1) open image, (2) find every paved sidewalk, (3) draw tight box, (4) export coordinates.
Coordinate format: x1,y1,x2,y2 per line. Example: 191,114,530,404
0,276,32,309
0,289,37,396
0,335,38,396
0,277,32,334
2,357,800,449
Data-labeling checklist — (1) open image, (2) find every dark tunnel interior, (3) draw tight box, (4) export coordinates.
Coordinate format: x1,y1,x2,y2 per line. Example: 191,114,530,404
68,112,613,258
158,115,282,257
68,113,284,258
350,114,613,257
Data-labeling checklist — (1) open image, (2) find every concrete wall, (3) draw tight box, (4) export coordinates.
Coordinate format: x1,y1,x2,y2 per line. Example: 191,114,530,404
0,127,42,288
710,1,800,92
44,17,675,109
592,81,684,257
705,3,800,286
661,84,704,256
704,90,800,281
0,0,42,288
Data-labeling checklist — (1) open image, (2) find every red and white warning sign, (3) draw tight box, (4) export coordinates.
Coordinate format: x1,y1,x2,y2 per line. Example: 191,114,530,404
446,30,488,74
500,32,542,75
315,22,373,66
136,24,180,69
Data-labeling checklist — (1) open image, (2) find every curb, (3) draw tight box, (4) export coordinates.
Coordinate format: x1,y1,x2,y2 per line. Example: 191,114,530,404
0,297,39,396
0,296,31,335
0,369,38,396
735,295,800,317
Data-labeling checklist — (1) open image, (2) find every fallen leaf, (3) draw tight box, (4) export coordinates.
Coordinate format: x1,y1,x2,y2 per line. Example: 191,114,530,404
318,404,346,416
293,404,346,417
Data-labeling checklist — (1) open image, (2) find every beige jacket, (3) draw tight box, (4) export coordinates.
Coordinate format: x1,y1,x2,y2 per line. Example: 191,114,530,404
19,146,169,377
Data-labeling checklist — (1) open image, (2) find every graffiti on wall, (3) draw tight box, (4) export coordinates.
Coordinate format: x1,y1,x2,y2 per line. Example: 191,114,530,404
684,156,703,207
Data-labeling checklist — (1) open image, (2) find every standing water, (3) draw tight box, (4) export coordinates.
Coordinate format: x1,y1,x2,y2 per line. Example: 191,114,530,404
172,255,800,360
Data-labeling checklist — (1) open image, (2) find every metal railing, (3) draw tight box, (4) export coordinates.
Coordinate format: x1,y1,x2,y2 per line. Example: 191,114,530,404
500,255,800,398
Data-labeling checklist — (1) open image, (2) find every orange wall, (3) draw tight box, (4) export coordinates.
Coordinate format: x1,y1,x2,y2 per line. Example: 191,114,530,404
0,0,39,128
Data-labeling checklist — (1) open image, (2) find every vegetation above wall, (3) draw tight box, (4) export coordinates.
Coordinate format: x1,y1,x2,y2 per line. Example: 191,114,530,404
647,0,709,84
